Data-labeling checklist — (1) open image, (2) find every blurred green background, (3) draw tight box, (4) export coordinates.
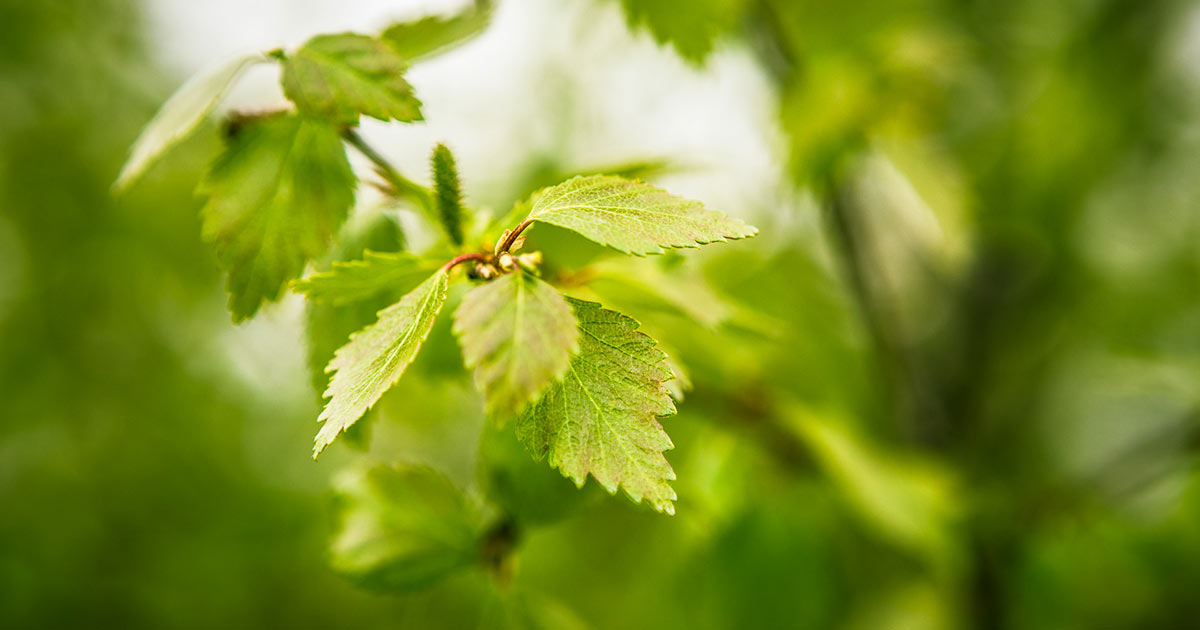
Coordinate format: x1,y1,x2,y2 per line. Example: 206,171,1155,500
2,0,1199,628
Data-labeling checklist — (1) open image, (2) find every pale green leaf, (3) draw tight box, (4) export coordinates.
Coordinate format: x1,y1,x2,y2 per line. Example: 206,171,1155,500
516,298,678,514
115,52,265,192
293,251,438,306
331,464,480,591
525,175,757,255
453,272,579,419
314,269,449,456
282,33,423,124
197,114,356,321
382,0,494,62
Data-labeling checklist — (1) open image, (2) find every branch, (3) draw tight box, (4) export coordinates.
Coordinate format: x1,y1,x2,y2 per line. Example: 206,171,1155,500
343,130,434,214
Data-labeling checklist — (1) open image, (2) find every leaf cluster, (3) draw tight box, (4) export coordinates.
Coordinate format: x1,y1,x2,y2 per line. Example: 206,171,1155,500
115,0,756,530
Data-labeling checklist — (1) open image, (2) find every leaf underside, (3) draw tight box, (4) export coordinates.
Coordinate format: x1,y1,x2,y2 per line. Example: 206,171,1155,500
293,250,439,306
526,175,757,255
116,52,264,192
453,272,579,419
516,297,678,514
197,114,356,321
282,32,423,124
315,269,449,456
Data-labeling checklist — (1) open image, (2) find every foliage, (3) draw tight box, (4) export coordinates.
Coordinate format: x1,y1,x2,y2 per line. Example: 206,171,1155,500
8,0,1199,627
115,0,757,578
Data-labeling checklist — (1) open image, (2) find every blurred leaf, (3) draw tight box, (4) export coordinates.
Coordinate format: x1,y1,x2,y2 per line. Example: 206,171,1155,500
382,0,494,62
785,405,961,564
618,0,746,63
294,251,439,306
453,272,579,419
315,269,449,456
114,52,265,192
478,425,593,527
525,175,757,255
330,464,480,591
282,33,423,125
516,298,678,514
197,113,355,321
584,259,734,329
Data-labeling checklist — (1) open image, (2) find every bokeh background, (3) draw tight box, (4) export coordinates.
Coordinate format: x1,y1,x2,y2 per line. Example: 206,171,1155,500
3,0,1200,628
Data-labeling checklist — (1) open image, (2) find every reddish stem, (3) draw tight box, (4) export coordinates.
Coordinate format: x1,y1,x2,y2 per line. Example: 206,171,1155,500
441,252,489,273
498,218,533,253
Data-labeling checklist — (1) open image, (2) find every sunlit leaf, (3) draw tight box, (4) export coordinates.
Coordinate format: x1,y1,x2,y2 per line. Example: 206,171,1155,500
315,269,449,456
453,272,579,419
516,298,678,514
525,175,757,255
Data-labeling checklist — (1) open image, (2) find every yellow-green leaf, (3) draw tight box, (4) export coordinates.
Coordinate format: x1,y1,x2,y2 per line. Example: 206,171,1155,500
525,175,757,255
516,298,678,514
453,272,579,419
315,269,449,456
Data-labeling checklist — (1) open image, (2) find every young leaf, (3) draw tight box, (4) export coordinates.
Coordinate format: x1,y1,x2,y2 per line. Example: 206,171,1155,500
453,272,579,419
115,52,266,192
315,269,449,456
281,33,423,125
197,114,356,321
331,464,480,591
516,298,678,514
382,0,494,62
524,175,757,255
294,251,439,306
303,212,407,452
431,144,466,246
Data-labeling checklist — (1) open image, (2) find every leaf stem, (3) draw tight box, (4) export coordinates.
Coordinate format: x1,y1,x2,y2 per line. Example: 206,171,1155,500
441,251,489,273
342,130,435,213
498,218,533,253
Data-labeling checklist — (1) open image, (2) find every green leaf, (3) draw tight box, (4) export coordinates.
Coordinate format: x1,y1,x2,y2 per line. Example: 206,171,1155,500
381,0,494,62
315,269,449,456
282,33,423,124
293,251,438,306
115,52,266,192
516,298,678,514
331,464,480,591
303,212,407,452
619,0,745,64
197,114,356,321
453,272,579,419
525,175,757,255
